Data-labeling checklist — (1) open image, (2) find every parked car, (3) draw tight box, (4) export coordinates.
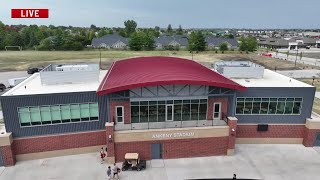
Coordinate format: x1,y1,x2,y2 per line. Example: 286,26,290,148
262,53,272,57
0,83,6,92
121,153,146,171
27,67,44,74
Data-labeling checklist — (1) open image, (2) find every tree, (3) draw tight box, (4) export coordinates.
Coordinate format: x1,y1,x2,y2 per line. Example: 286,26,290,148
177,25,183,35
90,24,97,30
154,26,160,32
128,31,155,51
219,43,228,53
37,38,53,50
225,34,234,38
167,24,172,34
124,20,137,37
239,36,257,52
188,31,206,52
128,32,144,51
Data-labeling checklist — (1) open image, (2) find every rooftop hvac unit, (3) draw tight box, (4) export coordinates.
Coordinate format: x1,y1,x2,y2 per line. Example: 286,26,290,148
56,64,90,71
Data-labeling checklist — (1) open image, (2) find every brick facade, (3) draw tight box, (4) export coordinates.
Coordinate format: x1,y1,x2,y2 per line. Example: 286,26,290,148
303,128,320,147
236,124,305,138
109,99,131,124
207,97,228,120
0,145,16,166
227,118,238,149
114,137,229,162
13,130,106,155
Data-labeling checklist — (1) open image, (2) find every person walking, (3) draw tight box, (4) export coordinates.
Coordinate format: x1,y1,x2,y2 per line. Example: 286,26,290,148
107,166,112,180
100,147,106,164
113,163,120,180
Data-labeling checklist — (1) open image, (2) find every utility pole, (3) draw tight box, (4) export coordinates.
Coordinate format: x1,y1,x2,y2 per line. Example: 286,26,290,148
99,47,102,70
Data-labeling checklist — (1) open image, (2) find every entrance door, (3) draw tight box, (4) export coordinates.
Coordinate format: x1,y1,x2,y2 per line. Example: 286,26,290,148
314,133,320,146
151,143,163,159
213,103,221,120
166,105,173,121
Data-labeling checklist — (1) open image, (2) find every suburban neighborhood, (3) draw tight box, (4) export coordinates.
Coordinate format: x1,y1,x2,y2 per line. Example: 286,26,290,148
1,1,320,180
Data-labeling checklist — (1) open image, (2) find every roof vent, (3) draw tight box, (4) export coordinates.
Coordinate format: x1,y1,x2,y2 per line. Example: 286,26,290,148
245,79,250,82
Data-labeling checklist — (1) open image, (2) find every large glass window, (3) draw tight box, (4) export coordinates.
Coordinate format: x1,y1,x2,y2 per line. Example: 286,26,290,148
18,102,99,127
130,99,207,123
236,97,302,115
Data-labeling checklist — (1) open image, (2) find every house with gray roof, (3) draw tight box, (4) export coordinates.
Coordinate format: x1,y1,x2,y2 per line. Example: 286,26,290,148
154,34,189,50
258,37,317,50
91,33,128,49
205,36,238,50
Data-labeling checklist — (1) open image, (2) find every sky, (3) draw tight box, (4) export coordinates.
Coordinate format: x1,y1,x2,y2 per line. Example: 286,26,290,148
0,0,319,29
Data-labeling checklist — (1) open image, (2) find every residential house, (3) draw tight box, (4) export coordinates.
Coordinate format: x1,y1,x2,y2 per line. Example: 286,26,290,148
154,34,189,50
91,33,128,49
205,36,238,50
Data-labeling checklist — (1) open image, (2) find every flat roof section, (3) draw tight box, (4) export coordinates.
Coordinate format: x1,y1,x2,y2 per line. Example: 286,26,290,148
231,69,313,88
2,70,108,96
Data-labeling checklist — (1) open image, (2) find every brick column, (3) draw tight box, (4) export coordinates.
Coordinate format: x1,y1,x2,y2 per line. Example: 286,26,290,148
110,99,131,124
105,122,115,164
303,118,320,147
0,132,16,166
227,117,238,155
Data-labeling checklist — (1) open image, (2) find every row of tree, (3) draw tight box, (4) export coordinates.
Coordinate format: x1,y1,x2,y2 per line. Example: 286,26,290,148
0,20,257,52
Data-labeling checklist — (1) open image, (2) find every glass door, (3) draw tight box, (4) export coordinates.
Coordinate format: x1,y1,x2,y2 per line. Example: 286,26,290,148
166,105,173,121
213,103,221,120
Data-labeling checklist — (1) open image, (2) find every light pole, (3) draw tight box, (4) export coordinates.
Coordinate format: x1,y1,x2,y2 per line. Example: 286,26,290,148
99,47,102,70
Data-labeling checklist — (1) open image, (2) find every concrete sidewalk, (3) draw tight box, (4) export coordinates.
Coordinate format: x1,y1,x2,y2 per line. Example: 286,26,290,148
1,144,320,180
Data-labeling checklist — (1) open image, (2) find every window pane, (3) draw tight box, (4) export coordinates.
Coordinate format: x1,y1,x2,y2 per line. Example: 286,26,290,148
19,112,30,123
140,101,148,105
89,103,98,108
51,110,61,121
40,106,50,111
182,103,190,120
237,98,244,102
131,102,139,106
199,104,207,120
166,100,173,104
268,102,277,114
286,98,294,101
140,106,148,122
71,104,79,109
41,111,51,123
200,99,207,103
158,101,165,105
80,104,89,110
183,100,190,103
89,107,99,119
244,101,252,114
174,104,182,121
284,102,294,114
260,102,269,114
30,111,41,125
191,104,199,120
174,100,182,104
149,101,157,105
276,101,285,114
116,107,123,116
293,102,301,114
191,99,199,103
81,108,90,120
149,105,158,122
131,106,140,123
252,101,261,114
71,108,81,122
236,101,244,114
295,98,302,101
19,107,29,112
158,105,165,122
117,117,123,122
50,105,60,111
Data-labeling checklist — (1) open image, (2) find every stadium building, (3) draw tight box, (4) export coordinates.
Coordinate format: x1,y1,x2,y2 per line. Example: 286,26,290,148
0,56,319,166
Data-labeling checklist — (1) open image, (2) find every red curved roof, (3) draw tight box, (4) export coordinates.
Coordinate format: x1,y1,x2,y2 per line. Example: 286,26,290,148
97,56,246,96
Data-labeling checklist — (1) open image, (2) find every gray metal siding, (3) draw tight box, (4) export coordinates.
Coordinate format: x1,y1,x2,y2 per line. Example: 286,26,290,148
0,91,109,138
235,87,316,124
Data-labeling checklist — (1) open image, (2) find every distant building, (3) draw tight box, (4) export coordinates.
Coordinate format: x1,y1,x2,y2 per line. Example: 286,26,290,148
154,34,188,50
258,37,317,50
91,33,128,49
205,36,238,50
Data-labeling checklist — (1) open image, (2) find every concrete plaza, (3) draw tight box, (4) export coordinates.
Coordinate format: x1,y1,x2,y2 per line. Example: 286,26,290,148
0,144,320,180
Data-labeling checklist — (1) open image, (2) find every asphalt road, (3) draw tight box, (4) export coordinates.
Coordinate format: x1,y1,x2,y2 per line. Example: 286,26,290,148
0,71,29,87
277,69,320,78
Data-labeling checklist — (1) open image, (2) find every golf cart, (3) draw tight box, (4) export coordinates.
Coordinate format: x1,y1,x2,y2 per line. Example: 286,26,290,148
121,153,146,171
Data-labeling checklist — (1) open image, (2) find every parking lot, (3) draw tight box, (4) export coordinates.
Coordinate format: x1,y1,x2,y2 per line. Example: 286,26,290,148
1,144,320,180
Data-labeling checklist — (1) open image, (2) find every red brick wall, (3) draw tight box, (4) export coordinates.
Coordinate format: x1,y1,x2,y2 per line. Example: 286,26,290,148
303,128,320,147
236,124,305,138
106,125,115,157
110,99,131,124
13,130,106,155
114,137,229,162
0,145,16,166
207,97,228,120
227,119,237,149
